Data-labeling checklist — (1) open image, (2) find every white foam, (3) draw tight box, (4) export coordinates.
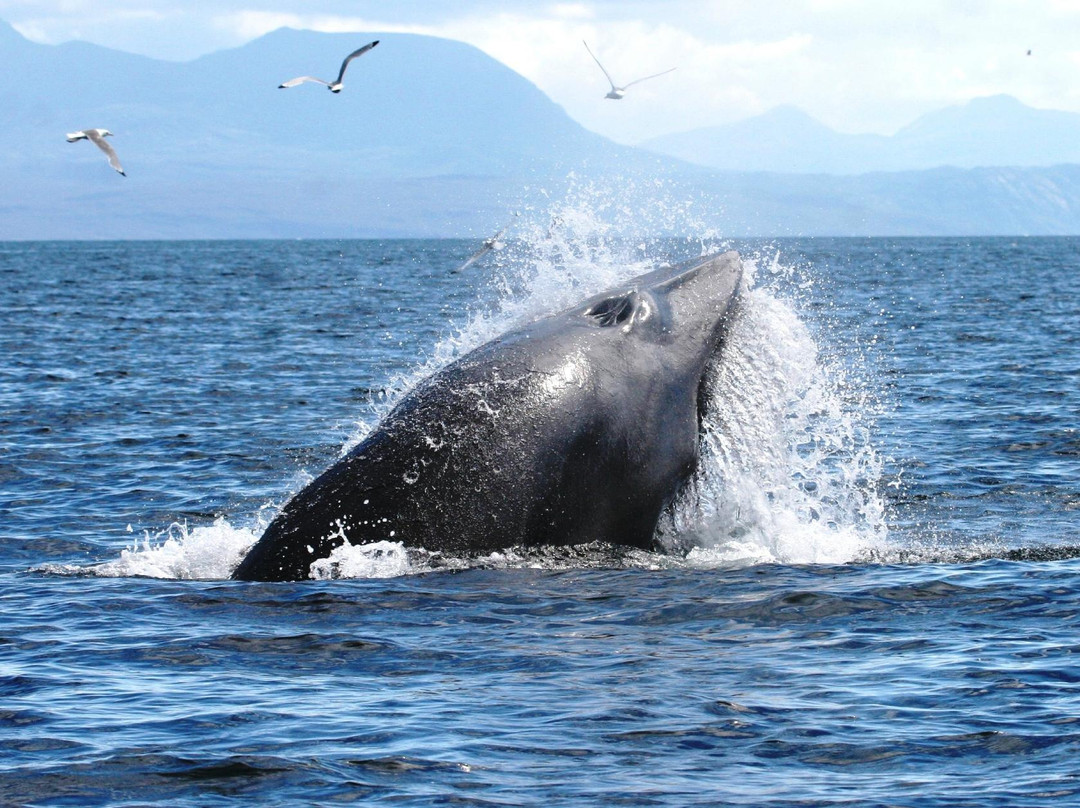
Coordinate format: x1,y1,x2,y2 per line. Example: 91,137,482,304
309,540,413,580
87,518,258,580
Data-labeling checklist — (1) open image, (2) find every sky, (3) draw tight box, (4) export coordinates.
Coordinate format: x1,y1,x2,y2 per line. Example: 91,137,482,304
4,0,1080,144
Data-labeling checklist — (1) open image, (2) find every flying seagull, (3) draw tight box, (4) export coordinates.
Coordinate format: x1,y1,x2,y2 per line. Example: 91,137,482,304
455,216,517,273
278,40,380,92
583,40,675,100
66,129,125,176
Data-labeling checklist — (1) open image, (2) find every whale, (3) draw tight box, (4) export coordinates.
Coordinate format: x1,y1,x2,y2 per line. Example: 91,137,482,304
232,251,744,581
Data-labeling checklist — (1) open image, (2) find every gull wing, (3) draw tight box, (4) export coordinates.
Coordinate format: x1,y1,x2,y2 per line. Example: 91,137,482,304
278,76,331,89
334,40,380,85
454,218,516,272
583,40,617,92
455,243,492,273
85,130,125,176
485,224,510,247
66,130,88,143
622,66,676,90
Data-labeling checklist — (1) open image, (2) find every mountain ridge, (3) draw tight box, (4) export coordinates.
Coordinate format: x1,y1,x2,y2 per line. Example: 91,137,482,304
4,22,1080,238
643,94,1080,174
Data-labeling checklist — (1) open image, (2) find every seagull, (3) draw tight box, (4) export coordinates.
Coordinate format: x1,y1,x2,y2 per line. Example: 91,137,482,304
583,40,675,100
278,40,380,92
66,129,125,176
455,217,517,273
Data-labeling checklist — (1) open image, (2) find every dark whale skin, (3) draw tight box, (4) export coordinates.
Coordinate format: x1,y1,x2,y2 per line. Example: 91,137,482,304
232,252,743,581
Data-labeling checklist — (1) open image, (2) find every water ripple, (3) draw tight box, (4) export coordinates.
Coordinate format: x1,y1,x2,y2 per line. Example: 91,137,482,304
4,237,1080,806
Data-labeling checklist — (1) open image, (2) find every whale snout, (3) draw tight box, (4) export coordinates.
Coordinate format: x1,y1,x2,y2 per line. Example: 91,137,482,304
645,252,743,356
655,251,742,301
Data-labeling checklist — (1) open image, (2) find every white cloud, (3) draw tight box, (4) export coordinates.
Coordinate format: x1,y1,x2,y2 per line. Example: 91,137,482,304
409,13,819,142
10,6,169,44
212,10,303,40
5,0,1080,140
549,3,594,20
211,10,438,41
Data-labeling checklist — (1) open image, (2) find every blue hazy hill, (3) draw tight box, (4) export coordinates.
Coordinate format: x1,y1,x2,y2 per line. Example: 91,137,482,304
892,94,1080,169
642,106,892,174
4,22,626,176
1,22,674,237
179,27,617,176
5,20,1080,238
643,95,1080,174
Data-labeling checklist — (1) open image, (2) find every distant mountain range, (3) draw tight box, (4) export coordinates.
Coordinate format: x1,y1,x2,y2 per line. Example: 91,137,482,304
4,20,1080,238
642,95,1080,174
0,21,665,238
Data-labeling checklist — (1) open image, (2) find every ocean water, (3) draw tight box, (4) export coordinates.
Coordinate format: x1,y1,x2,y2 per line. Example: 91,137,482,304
2,223,1079,806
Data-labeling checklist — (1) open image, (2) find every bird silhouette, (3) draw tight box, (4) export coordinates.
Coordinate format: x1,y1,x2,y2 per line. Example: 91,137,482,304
67,129,125,176
279,41,380,93
583,40,675,100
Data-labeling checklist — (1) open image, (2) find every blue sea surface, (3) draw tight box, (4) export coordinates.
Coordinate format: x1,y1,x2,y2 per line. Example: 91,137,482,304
2,234,1079,806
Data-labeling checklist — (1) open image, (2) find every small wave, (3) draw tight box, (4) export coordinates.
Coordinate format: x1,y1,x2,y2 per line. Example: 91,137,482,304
862,541,1080,565
39,519,258,580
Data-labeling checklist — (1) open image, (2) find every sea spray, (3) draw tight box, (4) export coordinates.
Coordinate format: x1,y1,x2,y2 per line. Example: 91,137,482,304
349,177,729,447
91,179,886,579
79,518,258,580
658,275,888,566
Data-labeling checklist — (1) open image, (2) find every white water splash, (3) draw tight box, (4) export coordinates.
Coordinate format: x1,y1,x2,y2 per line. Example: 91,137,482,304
344,180,682,452
83,518,258,580
310,540,414,580
658,278,888,566
88,177,887,580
